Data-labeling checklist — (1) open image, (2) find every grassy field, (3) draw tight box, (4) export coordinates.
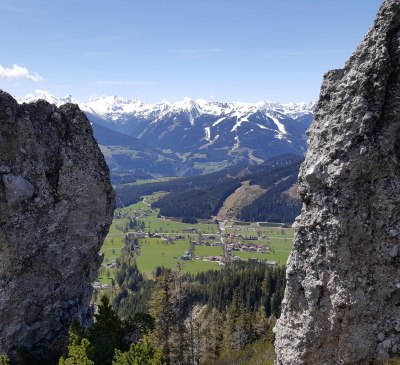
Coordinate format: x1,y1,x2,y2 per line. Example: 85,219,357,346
233,251,269,261
98,195,294,283
101,218,128,264
180,259,222,274
136,237,190,276
194,245,223,257
265,237,293,265
259,222,284,228
140,213,218,234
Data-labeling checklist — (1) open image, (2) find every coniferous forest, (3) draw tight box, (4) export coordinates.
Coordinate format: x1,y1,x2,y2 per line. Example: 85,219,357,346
116,155,303,223
88,223,286,365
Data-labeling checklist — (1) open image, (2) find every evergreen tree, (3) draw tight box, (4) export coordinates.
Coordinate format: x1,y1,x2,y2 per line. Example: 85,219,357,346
197,307,224,364
254,302,269,339
171,274,189,365
0,355,10,365
112,342,166,365
89,296,128,365
59,331,93,365
148,271,175,365
222,290,252,352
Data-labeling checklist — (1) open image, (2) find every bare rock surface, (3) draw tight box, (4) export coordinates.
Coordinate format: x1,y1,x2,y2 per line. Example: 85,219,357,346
0,91,114,361
275,1,400,364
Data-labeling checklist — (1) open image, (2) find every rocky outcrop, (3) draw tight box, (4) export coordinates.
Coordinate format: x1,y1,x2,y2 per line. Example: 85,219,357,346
0,91,114,362
275,1,400,364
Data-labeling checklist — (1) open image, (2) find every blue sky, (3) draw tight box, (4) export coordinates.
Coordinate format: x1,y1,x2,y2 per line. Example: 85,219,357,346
0,0,382,103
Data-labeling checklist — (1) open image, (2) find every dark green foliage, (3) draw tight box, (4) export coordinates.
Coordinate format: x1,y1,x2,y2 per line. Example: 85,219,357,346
208,339,275,365
123,313,155,343
181,217,198,224
113,260,285,325
238,168,301,223
113,257,155,315
116,155,303,222
127,218,145,231
0,355,10,365
189,262,286,317
148,271,176,365
58,330,93,365
88,296,128,365
145,264,282,365
222,290,252,351
153,181,241,219
113,342,166,365
103,225,286,364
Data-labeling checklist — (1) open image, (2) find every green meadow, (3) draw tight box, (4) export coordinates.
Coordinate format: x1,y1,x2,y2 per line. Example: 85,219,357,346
194,245,223,257
98,195,293,283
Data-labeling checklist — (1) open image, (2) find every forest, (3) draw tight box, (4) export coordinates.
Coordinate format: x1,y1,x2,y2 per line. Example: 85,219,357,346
92,229,286,365
116,154,303,223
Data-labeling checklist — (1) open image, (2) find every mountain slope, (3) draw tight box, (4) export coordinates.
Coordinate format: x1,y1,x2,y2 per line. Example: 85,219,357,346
19,92,314,177
82,96,314,165
116,154,303,223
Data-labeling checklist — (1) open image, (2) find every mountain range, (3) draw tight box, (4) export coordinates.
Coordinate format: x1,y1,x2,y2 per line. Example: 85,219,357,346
19,91,314,181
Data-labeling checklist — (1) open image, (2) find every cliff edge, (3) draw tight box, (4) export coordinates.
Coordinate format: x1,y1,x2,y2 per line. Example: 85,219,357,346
275,1,400,364
0,91,114,362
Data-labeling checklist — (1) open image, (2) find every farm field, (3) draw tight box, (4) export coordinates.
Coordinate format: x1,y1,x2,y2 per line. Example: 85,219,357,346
194,245,223,257
136,237,190,276
98,194,294,284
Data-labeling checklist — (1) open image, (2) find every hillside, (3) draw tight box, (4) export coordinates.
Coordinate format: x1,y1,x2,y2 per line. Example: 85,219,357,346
19,93,313,178
116,154,303,223
215,181,267,221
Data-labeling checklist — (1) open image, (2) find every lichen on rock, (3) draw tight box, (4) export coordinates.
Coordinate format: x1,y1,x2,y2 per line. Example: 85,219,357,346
275,1,400,364
0,91,114,362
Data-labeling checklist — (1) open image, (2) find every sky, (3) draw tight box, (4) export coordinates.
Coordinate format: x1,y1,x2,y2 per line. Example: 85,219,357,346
0,0,383,103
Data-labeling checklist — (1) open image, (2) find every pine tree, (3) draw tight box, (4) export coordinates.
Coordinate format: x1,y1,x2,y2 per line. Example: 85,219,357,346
254,301,269,339
171,273,189,365
0,355,10,365
112,342,166,365
148,271,175,365
89,296,128,365
198,307,224,364
222,290,240,351
59,331,93,365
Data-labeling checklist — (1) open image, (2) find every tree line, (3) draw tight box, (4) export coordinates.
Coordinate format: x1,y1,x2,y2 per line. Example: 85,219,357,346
116,155,303,223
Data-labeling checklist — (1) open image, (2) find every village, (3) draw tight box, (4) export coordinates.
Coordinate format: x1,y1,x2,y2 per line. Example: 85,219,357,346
96,198,293,286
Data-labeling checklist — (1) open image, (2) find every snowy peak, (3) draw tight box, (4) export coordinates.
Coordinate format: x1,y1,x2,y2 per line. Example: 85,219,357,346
17,91,313,171
18,91,314,121
82,96,156,121
18,90,79,107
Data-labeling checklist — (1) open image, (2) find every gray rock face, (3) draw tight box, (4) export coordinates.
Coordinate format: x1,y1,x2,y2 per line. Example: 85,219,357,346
0,91,114,360
275,1,400,364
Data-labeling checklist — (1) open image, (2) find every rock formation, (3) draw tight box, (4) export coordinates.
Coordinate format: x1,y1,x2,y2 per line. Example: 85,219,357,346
0,91,114,362
275,1,400,364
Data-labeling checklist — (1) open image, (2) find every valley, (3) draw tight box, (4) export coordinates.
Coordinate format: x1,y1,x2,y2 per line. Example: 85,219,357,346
97,192,293,287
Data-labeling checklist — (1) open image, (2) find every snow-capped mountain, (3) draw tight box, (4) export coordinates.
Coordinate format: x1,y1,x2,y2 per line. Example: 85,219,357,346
18,91,314,177
80,95,314,161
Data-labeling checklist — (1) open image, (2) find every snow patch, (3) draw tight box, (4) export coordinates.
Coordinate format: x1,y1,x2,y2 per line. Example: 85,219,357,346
231,114,250,132
204,127,211,141
267,114,287,134
233,135,240,150
212,117,226,127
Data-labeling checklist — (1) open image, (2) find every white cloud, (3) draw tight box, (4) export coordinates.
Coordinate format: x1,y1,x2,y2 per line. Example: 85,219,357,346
0,64,43,81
